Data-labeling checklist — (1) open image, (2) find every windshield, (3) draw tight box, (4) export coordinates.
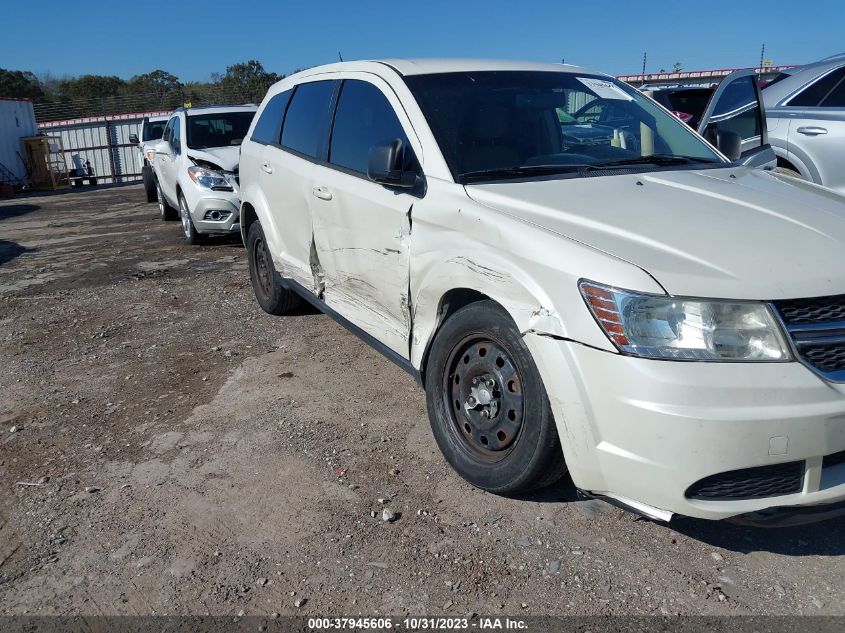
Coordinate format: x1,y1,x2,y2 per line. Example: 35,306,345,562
186,112,255,149
142,120,167,142
404,71,724,182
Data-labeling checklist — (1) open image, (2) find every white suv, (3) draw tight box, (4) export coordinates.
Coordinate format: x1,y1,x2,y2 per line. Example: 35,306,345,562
152,104,257,244
239,59,845,525
130,114,169,203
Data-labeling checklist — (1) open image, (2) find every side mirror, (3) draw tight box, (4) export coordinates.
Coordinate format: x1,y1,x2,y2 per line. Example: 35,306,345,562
714,129,742,161
367,139,417,188
129,133,139,145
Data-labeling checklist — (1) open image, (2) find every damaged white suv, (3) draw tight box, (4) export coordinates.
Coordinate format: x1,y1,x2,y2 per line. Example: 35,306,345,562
153,105,257,244
239,59,845,525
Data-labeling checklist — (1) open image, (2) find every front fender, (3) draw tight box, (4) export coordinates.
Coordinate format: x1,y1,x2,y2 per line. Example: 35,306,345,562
408,180,664,369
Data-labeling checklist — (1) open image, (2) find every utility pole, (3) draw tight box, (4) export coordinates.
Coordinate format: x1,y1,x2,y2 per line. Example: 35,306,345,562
642,52,647,75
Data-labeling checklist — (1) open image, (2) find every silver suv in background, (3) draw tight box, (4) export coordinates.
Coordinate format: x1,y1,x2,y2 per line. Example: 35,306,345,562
152,104,257,244
763,53,845,194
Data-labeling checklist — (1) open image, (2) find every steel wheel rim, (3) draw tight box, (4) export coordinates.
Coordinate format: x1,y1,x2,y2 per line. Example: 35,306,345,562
253,236,272,299
443,334,525,463
179,197,191,238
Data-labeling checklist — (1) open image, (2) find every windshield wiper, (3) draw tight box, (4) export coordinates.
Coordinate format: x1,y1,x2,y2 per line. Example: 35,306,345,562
596,154,719,168
458,164,593,183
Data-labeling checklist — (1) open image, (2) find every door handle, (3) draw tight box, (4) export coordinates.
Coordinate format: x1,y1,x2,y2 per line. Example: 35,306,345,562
261,163,273,174
312,186,333,201
796,126,828,136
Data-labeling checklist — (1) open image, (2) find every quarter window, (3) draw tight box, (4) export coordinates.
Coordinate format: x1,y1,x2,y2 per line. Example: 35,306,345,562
252,90,293,145
280,81,336,159
329,80,410,174
789,67,845,107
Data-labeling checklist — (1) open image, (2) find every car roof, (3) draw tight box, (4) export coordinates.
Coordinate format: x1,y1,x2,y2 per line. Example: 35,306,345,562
762,53,845,105
291,58,596,79
181,104,258,117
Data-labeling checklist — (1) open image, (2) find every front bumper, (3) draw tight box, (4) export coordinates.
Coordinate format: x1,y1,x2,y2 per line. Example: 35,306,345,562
525,334,845,521
191,196,241,234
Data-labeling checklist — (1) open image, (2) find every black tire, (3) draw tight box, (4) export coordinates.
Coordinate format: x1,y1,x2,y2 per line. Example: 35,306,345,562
142,164,157,203
425,300,567,494
246,221,302,315
178,193,206,245
156,180,178,221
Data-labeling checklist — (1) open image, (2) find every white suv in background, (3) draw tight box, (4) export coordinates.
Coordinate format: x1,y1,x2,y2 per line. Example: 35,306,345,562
239,59,845,526
152,104,257,244
130,114,169,203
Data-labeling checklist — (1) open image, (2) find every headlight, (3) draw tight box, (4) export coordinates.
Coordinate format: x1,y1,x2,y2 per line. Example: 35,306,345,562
579,280,791,361
187,166,233,191
144,149,155,163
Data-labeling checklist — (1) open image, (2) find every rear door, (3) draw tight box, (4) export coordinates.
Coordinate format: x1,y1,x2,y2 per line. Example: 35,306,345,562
697,69,776,169
309,77,422,356
261,80,337,289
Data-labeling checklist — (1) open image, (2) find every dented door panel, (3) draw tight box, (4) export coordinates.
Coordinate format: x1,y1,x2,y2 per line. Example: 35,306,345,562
261,146,319,290
310,164,414,356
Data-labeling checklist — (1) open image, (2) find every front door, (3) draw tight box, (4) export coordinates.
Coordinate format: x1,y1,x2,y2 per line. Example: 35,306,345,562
309,78,421,356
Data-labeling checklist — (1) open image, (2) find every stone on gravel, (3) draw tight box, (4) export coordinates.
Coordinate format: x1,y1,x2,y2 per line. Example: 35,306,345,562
711,552,724,561
516,536,532,547
84,486,101,493
382,508,398,522
294,598,306,608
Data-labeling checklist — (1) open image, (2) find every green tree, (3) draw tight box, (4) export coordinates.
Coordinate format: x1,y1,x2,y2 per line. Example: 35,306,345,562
59,74,126,100
0,68,44,100
212,60,281,103
127,69,182,95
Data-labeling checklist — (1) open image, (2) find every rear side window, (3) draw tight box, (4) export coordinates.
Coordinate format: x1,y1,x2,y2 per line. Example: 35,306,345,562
788,67,845,107
329,80,409,174
281,81,336,158
252,90,292,145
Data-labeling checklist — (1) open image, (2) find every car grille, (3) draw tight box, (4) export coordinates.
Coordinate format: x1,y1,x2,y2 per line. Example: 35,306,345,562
772,295,845,381
776,294,845,324
823,450,845,469
685,461,804,500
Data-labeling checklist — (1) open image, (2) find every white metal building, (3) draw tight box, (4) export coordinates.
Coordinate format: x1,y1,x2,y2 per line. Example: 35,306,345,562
0,97,37,185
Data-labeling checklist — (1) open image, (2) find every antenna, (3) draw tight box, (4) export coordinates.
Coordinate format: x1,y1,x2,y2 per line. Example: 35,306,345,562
338,51,344,62
642,51,647,75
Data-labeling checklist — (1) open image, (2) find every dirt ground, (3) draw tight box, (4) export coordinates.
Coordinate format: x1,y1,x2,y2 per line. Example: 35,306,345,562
0,184,843,618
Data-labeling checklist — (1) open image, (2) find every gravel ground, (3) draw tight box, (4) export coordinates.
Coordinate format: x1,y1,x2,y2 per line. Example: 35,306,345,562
0,184,843,617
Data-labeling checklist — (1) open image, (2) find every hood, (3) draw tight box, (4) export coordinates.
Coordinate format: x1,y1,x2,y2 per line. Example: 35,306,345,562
465,167,845,300
187,145,240,172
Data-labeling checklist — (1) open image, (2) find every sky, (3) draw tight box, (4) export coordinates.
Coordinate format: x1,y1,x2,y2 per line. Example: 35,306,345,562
2,0,843,81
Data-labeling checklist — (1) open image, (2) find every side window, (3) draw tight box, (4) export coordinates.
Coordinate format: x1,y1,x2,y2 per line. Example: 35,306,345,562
280,81,336,158
252,90,293,145
788,67,845,107
329,80,411,174
821,77,845,107
171,117,181,153
707,75,761,144
162,118,173,143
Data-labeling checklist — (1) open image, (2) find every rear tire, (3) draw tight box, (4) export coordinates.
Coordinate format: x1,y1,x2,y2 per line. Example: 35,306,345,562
156,181,178,221
179,193,205,245
425,300,567,494
142,164,157,203
246,221,302,315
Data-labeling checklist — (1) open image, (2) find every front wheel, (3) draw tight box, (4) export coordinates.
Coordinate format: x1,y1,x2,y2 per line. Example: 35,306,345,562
156,181,178,221
246,221,302,315
425,300,567,494
142,164,157,203
179,194,205,245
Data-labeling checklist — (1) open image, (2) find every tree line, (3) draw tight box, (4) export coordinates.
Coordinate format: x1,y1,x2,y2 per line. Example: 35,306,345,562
0,60,288,120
